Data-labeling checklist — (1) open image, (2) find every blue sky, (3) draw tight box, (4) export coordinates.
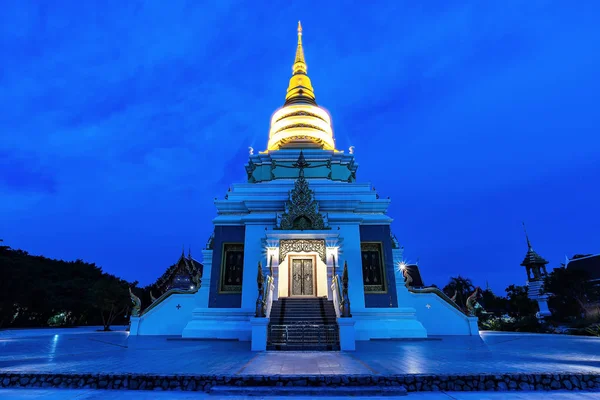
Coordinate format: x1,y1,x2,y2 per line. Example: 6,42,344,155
1,1,599,294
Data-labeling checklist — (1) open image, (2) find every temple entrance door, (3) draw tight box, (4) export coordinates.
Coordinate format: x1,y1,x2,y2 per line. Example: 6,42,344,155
290,258,315,297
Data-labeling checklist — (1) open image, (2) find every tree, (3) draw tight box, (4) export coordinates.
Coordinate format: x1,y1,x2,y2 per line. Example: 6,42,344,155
480,289,508,316
90,275,131,331
505,285,537,317
543,266,599,321
1,243,136,329
443,276,475,310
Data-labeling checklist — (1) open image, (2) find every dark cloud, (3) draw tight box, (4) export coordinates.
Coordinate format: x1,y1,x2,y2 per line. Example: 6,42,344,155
0,151,57,194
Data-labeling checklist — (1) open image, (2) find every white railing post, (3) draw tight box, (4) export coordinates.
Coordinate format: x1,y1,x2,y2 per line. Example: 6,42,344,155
331,275,341,318
265,276,275,318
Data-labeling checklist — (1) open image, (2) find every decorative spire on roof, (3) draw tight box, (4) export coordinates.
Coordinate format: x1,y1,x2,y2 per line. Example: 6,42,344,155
275,151,330,230
294,21,306,73
523,221,532,249
285,21,316,106
520,222,548,281
292,150,310,178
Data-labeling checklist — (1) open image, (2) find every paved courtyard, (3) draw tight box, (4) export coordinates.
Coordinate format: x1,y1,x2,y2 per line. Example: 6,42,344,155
1,327,600,376
1,388,600,399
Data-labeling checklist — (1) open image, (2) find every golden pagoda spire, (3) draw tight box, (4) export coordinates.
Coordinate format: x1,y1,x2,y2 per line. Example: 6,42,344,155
293,21,306,73
285,21,316,106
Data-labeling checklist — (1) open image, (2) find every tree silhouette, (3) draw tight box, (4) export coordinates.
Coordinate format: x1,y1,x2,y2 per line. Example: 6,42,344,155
544,266,599,321
0,243,134,329
443,275,475,310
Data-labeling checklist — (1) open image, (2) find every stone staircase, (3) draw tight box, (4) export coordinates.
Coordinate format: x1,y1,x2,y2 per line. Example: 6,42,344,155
267,297,340,351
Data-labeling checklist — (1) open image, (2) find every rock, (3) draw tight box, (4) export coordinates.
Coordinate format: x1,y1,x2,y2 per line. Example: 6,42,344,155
408,384,415,391
3,378,10,387
431,384,440,391
52,377,62,385
130,380,139,390
185,380,196,391
518,382,530,390
508,381,517,390
550,380,561,389
570,376,580,388
357,376,370,385
563,380,572,390
536,383,544,390
485,380,495,390
98,380,108,389
296,379,307,386
19,377,30,385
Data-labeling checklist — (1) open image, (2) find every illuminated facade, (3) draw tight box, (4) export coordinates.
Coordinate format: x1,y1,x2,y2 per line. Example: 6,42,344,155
130,23,479,350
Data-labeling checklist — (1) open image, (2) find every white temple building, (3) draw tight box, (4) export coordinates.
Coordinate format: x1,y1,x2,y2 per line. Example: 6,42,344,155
129,22,479,351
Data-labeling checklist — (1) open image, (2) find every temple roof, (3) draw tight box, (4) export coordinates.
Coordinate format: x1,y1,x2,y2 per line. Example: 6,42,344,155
519,223,549,267
566,254,600,281
154,250,203,293
267,22,335,151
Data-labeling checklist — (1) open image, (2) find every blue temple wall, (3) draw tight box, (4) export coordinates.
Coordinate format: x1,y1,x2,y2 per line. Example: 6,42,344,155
208,225,245,308
359,225,399,308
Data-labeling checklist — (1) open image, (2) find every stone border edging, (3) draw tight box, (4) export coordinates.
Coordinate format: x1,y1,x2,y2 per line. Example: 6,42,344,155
1,372,599,392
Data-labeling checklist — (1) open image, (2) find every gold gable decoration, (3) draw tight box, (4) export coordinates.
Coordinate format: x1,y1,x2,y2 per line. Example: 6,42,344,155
275,152,330,231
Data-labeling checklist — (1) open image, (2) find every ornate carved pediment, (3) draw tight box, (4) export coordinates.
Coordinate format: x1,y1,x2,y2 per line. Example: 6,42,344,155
279,239,326,263
275,151,330,231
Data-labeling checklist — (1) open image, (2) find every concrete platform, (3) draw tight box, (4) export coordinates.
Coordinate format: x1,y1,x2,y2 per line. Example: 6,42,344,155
0,327,599,393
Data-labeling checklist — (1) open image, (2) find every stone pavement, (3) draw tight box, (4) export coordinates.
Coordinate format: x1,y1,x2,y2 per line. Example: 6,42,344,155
0,388,599,399
1,328,599,376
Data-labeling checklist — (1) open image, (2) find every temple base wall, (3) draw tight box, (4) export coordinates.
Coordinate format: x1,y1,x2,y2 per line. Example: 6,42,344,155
411,292,479,335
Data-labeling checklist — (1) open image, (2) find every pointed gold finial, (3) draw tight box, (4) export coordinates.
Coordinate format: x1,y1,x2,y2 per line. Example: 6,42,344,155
285,21,315,105
294,21,306,72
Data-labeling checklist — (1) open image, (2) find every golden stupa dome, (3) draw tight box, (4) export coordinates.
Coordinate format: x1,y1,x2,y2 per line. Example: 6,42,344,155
267,22,335,151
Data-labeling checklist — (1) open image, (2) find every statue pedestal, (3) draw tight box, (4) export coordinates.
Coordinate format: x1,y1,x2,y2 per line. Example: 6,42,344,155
129,316,140,336
337,318,356,351
250,317,269,351
536,298,552,319
467,316,479,335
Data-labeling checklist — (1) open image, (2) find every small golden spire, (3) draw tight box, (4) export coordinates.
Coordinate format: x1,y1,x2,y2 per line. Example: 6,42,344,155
294,21,306,73
285,21,316,105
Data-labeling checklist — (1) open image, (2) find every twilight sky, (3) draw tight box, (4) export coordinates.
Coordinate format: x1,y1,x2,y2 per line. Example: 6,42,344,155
1,1,599,294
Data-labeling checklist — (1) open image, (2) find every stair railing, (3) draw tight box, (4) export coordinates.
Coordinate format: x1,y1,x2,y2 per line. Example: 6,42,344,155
330,255,342,318
265,274,275,318
265,254,275,318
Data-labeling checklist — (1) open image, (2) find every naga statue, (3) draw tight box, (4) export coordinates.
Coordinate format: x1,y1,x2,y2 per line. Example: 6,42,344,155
192,271,202,290
149,290,157,303
466,287,484,316
450,290,458,303
129,287,142,317
340,261,352,317
402,268,413,288
255,262,266,317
